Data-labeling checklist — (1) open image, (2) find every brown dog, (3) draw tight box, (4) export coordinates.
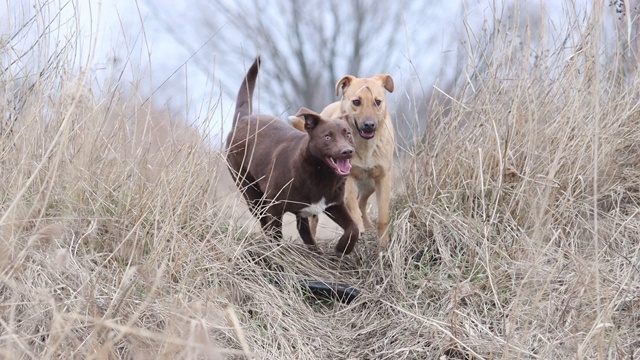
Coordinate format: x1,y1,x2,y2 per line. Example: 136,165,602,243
226,57,360,255
290,74,395,246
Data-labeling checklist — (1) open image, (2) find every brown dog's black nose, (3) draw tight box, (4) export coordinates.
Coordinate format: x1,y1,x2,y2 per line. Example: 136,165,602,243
363,121,376,131
342,148,354,157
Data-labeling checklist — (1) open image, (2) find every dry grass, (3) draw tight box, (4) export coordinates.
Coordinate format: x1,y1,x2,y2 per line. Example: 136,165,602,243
2,2,640,359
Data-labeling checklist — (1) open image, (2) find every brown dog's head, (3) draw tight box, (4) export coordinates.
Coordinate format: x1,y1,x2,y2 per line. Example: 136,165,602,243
296,107,355,176
335,74,394,140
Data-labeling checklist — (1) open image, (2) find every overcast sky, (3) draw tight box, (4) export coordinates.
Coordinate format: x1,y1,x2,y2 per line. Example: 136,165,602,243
2,0,623,146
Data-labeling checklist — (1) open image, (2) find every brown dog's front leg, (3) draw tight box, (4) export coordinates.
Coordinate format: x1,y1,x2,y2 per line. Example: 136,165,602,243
260,212,283,240
296,215,321,253
325,204,359,256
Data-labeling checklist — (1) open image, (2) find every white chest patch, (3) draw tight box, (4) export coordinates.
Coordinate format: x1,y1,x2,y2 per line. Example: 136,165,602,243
299,198,336,217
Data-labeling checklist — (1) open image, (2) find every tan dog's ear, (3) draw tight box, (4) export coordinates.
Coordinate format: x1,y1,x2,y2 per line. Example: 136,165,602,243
296,107,323,131
374,74,394,93
335,75,355,97
288,115,306,132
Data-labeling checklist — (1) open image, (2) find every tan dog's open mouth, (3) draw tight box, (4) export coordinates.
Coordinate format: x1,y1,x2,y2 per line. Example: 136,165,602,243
326,157,352,176
355,120,376,139
358,129,375,139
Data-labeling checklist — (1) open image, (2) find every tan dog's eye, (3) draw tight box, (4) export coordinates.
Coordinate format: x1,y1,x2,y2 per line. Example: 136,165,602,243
352,99,361,106
375,99,382,107
325,135,331,140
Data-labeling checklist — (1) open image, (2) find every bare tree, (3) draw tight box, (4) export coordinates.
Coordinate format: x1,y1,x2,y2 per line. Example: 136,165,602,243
144,0,429,115
608,0,640,85
209,0,414,113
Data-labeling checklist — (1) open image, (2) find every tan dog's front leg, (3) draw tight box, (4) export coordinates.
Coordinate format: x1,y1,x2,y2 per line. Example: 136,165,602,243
358,183,375,231
345,177,365,232
375,172,392,246
308,214,319,238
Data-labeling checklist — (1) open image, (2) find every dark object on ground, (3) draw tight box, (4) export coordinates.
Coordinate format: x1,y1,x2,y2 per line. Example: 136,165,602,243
299,280,361,305
412,247,442,265
412,248,425,263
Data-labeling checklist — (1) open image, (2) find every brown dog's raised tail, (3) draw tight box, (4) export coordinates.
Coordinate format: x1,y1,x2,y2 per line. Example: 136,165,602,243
234,56,261,123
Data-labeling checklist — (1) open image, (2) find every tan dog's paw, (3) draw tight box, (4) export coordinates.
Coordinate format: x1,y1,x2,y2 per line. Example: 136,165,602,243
350,216,365,233
363,218,375,231
377,233,390,248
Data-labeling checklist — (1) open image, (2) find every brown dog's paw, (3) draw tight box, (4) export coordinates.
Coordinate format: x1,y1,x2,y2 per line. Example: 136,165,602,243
307,244,323,255
329,251,346,260
327,252,350,264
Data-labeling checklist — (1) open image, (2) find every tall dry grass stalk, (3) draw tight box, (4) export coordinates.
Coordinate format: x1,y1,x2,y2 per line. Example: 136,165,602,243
1,1,639,359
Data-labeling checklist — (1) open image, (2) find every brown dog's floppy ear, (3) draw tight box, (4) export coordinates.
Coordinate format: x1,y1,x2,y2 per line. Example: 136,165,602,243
296,107,323,131
335,75,355,97
374,74,394,93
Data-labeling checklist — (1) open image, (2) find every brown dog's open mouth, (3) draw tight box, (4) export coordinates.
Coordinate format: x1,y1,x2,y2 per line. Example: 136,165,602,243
326,157,352,176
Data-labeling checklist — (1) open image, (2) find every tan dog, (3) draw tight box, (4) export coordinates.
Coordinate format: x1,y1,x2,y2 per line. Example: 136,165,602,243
290,74,394,246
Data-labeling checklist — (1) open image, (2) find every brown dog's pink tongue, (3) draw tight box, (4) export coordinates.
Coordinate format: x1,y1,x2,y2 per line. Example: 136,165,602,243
336,159,352,173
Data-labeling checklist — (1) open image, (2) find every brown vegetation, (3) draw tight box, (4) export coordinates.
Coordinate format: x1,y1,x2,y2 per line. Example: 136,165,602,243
1,3,639,359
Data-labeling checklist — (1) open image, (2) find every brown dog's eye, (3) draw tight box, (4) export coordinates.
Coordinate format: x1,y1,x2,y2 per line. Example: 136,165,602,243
352,99,361,106
375,99,382,107
346,132,352,138
325,135,331,140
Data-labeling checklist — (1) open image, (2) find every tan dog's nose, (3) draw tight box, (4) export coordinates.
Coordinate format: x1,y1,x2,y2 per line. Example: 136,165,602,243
362,120,376,131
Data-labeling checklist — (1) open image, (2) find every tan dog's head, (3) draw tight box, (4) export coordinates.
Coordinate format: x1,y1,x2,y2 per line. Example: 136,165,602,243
335,74,394,140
